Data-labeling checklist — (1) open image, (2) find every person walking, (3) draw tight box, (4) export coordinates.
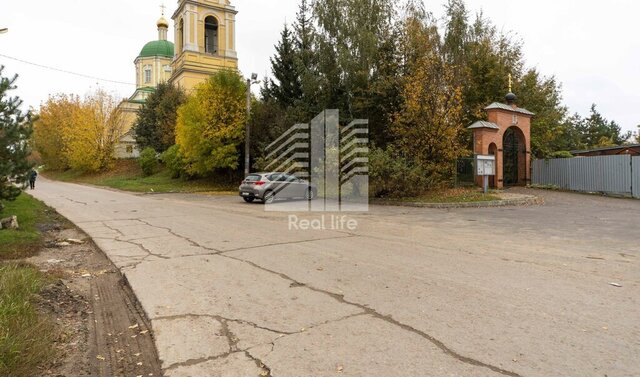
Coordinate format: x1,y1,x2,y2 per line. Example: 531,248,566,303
28,169,37,190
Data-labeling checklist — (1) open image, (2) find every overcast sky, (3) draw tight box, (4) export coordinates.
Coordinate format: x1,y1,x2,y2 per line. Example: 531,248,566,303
0,0,638,133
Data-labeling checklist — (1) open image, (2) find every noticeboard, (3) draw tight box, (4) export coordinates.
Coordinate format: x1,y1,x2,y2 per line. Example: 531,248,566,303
476,154,496,176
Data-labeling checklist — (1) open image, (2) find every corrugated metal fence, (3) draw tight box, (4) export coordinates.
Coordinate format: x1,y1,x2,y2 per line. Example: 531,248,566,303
533,155,640,198
633,157,640,199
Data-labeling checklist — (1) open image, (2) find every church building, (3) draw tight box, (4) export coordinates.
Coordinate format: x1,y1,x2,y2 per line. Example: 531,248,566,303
116,0,238,159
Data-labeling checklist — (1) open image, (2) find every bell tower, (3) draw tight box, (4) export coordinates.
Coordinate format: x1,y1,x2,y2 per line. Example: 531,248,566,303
170,0,238,92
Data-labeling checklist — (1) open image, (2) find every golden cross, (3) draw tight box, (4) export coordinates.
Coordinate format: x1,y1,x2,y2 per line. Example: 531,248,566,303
508,73,512,92
160,3,166,15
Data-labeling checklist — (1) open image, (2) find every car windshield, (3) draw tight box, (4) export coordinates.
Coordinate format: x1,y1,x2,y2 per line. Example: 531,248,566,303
244,174,262,182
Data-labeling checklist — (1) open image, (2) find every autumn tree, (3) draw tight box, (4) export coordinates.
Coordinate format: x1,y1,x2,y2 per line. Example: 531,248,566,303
34,90,126,172
34,94,78,170
0,67,33,210
392,15,465,185
175,70,247,177
64,90,126,171
134,83,186,153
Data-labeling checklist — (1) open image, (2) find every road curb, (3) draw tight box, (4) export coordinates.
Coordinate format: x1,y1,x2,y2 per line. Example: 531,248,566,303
372,195,543,209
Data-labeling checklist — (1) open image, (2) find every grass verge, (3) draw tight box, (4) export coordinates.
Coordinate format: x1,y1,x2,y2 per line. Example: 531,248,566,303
44,159,237,194
0,194,61,260
0,262,56,377
375,187,501,204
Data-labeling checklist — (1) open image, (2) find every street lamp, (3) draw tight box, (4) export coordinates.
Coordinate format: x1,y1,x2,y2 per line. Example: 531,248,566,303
244,73,260,177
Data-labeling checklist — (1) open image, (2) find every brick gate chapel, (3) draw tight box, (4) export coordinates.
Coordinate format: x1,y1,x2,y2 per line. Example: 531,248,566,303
468,89,534,189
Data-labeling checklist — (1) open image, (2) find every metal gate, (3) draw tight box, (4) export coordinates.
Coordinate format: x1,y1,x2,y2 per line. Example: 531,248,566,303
503,128,519,185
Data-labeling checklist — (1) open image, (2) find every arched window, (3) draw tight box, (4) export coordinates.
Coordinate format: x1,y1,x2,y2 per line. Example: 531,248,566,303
204,16,218,54
177,18,184,52
144,65,152,84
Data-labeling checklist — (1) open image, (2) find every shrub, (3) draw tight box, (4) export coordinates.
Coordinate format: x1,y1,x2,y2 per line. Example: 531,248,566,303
369,146,431,198
138,147,158,177
160,145,186,179
549,150,574,159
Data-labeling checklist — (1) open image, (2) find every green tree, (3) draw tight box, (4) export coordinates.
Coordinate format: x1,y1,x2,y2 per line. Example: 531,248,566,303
175,70,247,177
0,67,33,211
516,69,575,158
134,83,186,153
293,0,321,117
574,104,631,147
312,0,395,118
264,24,302,108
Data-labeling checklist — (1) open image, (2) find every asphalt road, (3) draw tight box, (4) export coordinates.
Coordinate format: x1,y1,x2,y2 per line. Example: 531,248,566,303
31,178,640,377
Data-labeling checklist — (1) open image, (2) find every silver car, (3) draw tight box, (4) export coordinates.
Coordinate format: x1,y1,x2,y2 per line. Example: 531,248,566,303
239,172,317,203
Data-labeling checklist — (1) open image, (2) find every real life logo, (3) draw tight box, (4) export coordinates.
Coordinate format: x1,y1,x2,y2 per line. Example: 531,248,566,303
262,109,369,214
288,214,358,231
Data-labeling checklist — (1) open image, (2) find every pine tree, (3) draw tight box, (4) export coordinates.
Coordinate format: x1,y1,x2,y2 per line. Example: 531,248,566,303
134,83,186,153
265,24,302,108
292,0,320,116
574,104,631,147
0,67,33,211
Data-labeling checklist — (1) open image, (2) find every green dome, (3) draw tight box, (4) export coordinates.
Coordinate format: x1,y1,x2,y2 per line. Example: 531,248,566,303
138,40,174,58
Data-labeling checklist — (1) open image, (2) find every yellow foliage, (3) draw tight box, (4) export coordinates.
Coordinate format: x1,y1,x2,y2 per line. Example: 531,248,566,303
392,17,465,184
33,94,79,170
33,90,126,172
175,70,247,176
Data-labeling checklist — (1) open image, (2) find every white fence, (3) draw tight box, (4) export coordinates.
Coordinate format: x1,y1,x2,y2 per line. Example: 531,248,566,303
532,155,640,198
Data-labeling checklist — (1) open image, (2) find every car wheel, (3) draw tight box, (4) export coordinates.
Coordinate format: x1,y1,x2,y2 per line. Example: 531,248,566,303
305,188,316,200
243,197,255,203
263,191,275,204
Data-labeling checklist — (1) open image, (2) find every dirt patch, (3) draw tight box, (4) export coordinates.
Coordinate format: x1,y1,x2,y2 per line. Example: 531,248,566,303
27,223,162,376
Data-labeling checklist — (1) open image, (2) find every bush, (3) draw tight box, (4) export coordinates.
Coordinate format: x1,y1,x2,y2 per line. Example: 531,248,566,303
138,147,158,177
369,146,431,198
160,145,186,179
549,150,574,159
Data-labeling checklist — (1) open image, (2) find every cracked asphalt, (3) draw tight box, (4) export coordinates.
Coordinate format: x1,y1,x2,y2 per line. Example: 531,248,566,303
31,178,640,377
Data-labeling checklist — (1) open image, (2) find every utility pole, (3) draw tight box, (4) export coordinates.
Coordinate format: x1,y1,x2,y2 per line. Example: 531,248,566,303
244,73,259,177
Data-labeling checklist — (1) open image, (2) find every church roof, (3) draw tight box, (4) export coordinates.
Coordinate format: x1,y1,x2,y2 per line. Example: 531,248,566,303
139,40,174,58
467,120,499,130
484,102,535,116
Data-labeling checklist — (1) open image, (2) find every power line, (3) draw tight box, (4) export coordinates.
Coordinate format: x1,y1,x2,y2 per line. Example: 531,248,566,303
0,53,135,86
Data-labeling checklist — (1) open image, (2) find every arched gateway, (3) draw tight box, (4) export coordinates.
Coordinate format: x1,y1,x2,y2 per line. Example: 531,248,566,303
467,92,534,189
